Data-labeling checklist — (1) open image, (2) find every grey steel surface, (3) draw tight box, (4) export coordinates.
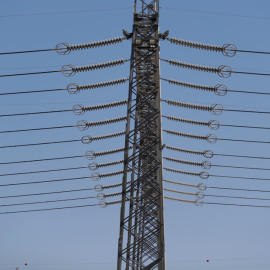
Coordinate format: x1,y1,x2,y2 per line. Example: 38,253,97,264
117,1,165,269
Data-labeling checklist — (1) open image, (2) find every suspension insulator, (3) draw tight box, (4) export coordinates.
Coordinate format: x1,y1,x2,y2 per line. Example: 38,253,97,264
92,131,125,141
72,100,128,115
162,78,216,92
167,37,223,52
103,182,124,190
162,59,220,73
166,37,237,57
162,99,211,112
165,145,213,159
61,59,129,77
163,179,198,188
164,188,198,197
163,167,201,177
99,170,128,178
56,37,126,55
76,116,127,130
104,192,122,198
163,130,208,141
164,157,204,167
96,160,124,168
67,78,129,94
94,147,130,157
165,196,197,204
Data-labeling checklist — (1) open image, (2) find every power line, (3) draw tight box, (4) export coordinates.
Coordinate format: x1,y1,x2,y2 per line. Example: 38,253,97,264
0,154,84,165
0,125,75,134
0,187,96,199
0,139,80,149
0,88,66,96
214,153,270,160
211,164,270,171
0,176,91,187
0,196,97,207
0,109,71,117
0,70,61,78
0,166,88,177
0,48,57,56
205,194,270,202
0,204,99,215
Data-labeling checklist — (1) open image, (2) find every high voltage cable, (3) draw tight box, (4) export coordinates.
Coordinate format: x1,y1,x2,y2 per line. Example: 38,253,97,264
165,197,270,209
0,88,66,96
0,176,92,187
0,204,99,215
0,48,57,55
204,194,270,202
0,196,97,207
0,125,75,134
0,166,88,177
0,188,96,199
0,109,71,117
211,164,270,171
0,70,61,78
0,155,84,165
214,153,270,160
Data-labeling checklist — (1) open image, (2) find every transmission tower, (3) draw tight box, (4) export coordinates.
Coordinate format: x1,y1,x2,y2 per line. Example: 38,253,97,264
118,0,166,269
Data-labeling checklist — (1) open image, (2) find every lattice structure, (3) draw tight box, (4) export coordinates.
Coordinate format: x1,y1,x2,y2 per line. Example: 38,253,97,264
117,1,165,269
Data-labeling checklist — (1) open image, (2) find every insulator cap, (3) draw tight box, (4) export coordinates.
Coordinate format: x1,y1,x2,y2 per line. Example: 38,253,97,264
85,150,96,160
91,172,101,181
56,42,70,55
203,150,214,159
199,171,209,179
89,162,98,171
97,193,105,201
67,83,80,94
197,183,207,191
215,84,228,96
94,184,104,192
81,135,93,144
202,161,212,170
206,134,217,144
218,65,232,78
222,44,237,57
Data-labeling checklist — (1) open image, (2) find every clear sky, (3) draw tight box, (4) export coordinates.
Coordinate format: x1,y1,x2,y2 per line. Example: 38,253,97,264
1,0,270,269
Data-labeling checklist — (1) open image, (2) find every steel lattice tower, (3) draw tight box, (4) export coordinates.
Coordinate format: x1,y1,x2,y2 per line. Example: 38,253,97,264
118,0,166,269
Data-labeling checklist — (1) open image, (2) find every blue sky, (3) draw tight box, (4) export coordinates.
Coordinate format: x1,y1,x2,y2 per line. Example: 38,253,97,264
1,0,270,269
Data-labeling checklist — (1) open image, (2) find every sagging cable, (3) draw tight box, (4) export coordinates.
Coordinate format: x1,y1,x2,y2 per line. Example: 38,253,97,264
161,99,223,115
77,117,127,131
73,100,128,115
62,59,129,77
56,37,126,55
163,115,220,130
67,78,129,94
